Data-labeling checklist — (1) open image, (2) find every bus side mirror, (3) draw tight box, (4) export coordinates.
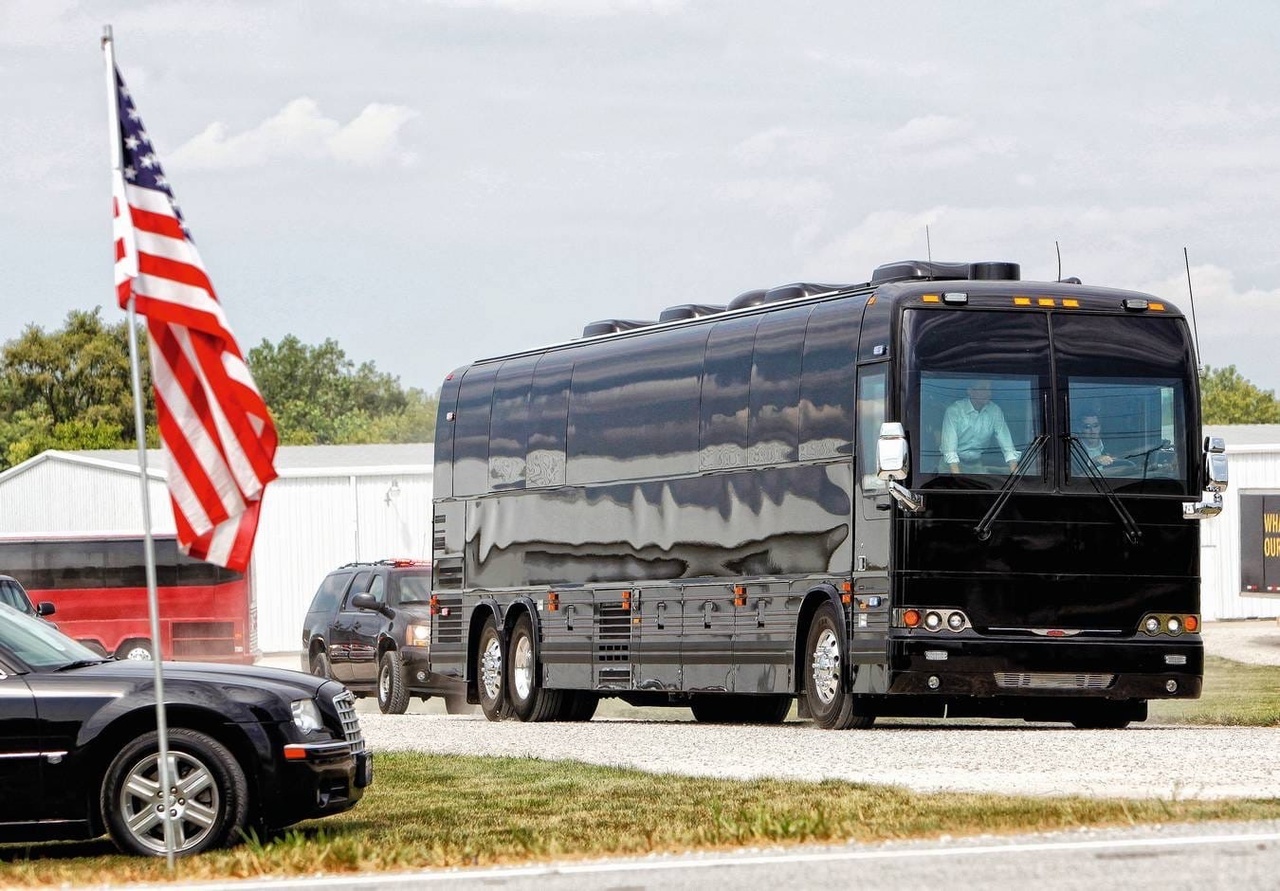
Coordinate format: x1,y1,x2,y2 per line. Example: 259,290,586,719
1204,436,1228,492
876,422,909,481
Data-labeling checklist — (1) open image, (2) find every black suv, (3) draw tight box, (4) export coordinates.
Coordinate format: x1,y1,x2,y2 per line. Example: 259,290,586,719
300,560,467,714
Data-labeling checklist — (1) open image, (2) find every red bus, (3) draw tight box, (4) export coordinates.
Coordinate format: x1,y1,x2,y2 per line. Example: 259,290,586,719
0,534,253,663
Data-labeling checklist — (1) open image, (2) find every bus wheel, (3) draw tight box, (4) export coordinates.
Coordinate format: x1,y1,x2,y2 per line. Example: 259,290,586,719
556,691,600,722
1069,702,1135,730
804,603,874,730
476,616,506,721
116,639,154,661
507,613,562,722
377,651,410,714
691,694,791,724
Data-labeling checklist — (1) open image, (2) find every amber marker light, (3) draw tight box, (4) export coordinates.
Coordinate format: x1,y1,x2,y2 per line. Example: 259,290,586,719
1013,297,1031,306
1037,297,1055,307
922,294,941,303
1062,298,1080,308
547,591,559,612
282,745,310,761
903,609,922,628
1184,615,1199,633
733,585,747,607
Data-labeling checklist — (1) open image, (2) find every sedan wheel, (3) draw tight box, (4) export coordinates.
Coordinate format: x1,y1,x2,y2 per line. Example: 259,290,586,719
101,728,249,856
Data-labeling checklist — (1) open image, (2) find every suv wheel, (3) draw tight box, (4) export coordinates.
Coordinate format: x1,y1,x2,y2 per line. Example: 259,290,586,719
310,649,331,680
378,651,410,714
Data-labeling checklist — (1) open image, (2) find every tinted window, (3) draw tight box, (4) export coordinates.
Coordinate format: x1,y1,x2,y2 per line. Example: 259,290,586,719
454,365,498,496
489,356,538,490
749,306,809,465
799,301,859,461
567,326,707,483
700,316,757,470
0,580,32,613
308,571,354,615
526,352,573,488
434,371,463,498
390,571,432,606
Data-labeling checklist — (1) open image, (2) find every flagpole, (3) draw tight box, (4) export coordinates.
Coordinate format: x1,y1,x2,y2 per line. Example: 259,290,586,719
103,25,178,868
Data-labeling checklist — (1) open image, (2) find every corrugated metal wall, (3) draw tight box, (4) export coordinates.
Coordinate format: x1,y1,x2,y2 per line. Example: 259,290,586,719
1199,445,1280,621
250,470,434,653
0,458,173,534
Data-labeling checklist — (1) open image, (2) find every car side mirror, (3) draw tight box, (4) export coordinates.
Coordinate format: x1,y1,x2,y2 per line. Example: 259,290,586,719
351,593,393,617
876,422,910,481
37,601,56,617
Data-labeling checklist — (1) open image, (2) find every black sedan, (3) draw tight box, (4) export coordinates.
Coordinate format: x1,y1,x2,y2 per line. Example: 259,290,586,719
0,603,372,856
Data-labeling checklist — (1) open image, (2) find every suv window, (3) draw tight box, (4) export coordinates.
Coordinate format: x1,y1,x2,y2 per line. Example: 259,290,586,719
345,571,374,606
308,570,354,615
366,574,386,604
390,571,432,606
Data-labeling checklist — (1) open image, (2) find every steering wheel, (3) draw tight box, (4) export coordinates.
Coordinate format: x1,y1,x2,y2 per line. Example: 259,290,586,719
1099,457,1137,475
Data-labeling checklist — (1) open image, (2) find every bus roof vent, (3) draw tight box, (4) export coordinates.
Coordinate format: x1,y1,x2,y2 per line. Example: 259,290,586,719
871,260,1021,284
728,282,846,310
658,303,726,322
582,319,656,337
968,261,1021,281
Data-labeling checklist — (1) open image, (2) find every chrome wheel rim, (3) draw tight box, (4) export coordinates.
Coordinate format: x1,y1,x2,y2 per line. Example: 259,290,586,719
379,661,392,703
513,634,534,701
118,751,220,855
480,635,502,701
810,628,841,705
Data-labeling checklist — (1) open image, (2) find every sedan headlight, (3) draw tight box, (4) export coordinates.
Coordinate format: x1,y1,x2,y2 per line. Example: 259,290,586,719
291,698,324,733
406,623,431,646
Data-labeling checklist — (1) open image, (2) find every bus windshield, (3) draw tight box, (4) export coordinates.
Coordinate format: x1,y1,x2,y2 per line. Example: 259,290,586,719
905,308,1192,494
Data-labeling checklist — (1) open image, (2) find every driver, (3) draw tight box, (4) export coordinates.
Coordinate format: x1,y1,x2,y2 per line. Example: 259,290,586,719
1079,413,1115,466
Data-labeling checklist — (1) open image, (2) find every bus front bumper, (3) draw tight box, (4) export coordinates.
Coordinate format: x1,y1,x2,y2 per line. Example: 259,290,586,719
886,633,1203,699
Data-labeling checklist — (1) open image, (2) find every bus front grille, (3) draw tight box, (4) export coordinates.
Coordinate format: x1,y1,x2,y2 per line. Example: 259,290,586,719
994,672,1115,690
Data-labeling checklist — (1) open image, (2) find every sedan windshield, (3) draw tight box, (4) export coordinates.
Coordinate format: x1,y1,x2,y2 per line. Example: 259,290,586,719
0,602,105,670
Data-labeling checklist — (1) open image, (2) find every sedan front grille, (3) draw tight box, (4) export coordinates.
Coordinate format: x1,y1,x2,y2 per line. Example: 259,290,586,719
333,690,366,754
994,672,1115,690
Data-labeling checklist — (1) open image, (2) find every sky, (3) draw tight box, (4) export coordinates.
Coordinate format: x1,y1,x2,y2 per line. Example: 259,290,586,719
4,0,1280,397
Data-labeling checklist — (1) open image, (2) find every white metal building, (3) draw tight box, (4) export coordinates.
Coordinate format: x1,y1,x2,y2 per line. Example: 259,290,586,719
0,444,434,653
1201,425,1280,621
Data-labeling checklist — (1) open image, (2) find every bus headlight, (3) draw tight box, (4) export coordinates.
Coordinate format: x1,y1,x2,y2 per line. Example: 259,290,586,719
924,611,943,631
1144,616,1161,634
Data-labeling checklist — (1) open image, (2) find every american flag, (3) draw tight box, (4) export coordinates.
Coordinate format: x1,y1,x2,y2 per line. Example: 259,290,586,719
111,66,278,572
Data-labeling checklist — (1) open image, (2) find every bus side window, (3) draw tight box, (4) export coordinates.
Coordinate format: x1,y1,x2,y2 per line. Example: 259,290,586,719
748,306,808,466
798,302,858,461
700,316,757,471
527,353,573,488
453,365,498,497
490,356,537,491
857,366,887,497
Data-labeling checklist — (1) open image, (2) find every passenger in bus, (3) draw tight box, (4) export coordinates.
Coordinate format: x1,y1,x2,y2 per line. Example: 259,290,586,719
939,380,1020,474
1078,412,1116,467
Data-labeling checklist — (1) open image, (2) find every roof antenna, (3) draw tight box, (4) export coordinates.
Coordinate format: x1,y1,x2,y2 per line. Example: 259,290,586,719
1183,247,1203,370
925,224,933,278
1055,240,1062,282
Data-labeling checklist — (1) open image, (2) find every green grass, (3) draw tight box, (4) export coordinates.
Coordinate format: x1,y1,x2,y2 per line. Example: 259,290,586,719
2,656,1276,885
4,754,1280,886
1148,655,1280,726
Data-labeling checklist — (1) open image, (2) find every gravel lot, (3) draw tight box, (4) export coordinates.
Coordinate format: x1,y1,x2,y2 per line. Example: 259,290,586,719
353,619,1280,801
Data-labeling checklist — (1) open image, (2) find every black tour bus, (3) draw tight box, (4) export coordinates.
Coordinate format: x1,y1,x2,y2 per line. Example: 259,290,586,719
426,259,1228,729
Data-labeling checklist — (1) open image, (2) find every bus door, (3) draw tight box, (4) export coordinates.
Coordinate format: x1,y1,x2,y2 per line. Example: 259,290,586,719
852,364,892,690
680,581,735,692
633,583,681,691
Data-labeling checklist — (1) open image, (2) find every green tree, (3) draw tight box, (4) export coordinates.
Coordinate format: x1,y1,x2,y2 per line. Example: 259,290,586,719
0,309,154,469
246,335,435,444
1199,365,1280,425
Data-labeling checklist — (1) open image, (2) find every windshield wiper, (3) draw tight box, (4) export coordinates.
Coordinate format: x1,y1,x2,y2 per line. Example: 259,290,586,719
974,434,1048,541
1066,436,1142,544
55,658,109,671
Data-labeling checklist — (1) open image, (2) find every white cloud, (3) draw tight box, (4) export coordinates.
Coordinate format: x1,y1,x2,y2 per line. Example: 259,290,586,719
720,177,833,220
170,98,418,169
884,115,970,150
732,127,840,169
416,0,686,15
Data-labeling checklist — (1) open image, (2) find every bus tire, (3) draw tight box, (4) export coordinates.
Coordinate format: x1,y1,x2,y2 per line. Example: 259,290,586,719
476,615,506,721
507,613,562,722
116,639,154,661
101,728,249,857
803,603,874,730
690,694,791,724
556,691,600,722
377,651,410,714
